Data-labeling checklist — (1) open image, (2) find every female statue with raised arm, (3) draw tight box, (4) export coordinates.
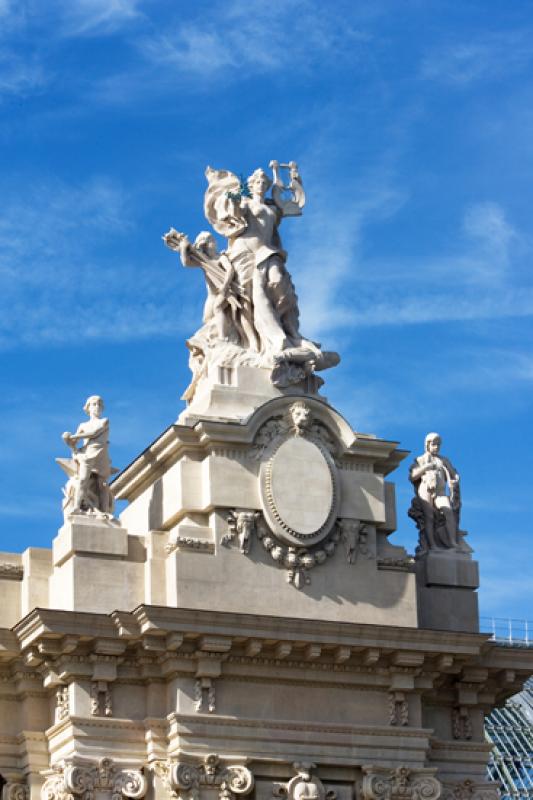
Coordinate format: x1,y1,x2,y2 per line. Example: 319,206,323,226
164,161,339,403
203,162,305,356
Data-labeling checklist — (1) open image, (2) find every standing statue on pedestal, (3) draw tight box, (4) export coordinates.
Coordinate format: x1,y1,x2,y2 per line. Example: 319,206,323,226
408,432,462,552
164,161,339,402
57,396,117,519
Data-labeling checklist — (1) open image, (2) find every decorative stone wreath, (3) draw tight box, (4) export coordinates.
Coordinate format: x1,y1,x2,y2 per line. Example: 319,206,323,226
256,516,341,590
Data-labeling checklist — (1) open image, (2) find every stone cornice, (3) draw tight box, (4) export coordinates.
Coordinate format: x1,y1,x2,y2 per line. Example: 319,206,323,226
130,606,487,653
5,605,493,657
7,606,533,706
167,712,435,738
111,397,408,501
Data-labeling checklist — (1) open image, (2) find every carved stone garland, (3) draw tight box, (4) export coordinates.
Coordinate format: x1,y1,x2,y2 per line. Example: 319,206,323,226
257,516,341,589
41,758,147,800
155,754,253,800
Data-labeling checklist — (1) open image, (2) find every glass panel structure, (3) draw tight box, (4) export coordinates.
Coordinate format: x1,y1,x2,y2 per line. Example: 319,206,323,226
486,678,533,799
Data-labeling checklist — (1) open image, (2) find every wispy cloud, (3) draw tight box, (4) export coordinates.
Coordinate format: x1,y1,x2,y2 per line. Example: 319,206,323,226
462,201,517,279
0,48,47,96
136,0,369,81
286,137,529,338
0,175,197,349
32,0,143,37
291,185,530,337
0,176,126,274
443,347,533,393
421,31,533,87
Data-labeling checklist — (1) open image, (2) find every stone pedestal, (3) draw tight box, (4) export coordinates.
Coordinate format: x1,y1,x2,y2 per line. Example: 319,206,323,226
415,549,479,632
178,364,326,425
48,516,144,613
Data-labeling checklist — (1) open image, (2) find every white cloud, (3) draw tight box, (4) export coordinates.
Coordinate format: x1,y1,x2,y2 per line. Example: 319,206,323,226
421,31,533,87
0,175,199,349
42,0,143,37
0,176,126,272
0,49,47,96
284,126,528,339
463,201,517,278
285,138,409,340
290,175,530,338
137,0,369,79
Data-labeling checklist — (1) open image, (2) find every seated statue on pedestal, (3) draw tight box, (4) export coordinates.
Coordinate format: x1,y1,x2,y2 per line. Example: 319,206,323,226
57,395,117,519
164,161,340,402
408,432,465,553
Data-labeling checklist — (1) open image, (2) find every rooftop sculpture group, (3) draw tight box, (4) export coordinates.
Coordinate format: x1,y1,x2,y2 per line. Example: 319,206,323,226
163,162,339,402
54,169,469,566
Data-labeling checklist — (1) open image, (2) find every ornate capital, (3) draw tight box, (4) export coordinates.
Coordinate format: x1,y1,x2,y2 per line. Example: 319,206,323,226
159,755,253,800
41,759,147,800
3,783,29,800
362,767,441,800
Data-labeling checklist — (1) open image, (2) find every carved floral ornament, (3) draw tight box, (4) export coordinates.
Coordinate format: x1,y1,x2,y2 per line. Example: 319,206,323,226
41,759,147,800
361,767,441,800
154,754,253,800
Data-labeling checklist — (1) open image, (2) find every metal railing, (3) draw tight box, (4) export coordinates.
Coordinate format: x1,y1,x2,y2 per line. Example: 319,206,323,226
480,617,533,646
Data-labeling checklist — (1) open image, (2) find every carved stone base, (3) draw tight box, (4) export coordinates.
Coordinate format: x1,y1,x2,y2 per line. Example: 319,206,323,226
416,550,479,589
49,517,143,613
416,550,479,632
178,364,326,425
53,516,126,568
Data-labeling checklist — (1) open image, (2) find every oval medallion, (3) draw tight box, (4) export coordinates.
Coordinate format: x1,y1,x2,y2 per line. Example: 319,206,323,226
260,435,339,547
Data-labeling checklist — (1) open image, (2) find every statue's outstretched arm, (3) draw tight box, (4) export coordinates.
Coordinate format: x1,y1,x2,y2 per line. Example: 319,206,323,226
269,160,305,217
69,418,109,442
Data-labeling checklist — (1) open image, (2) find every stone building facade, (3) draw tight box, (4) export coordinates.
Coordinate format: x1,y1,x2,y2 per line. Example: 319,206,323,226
2,162,532,800
2,383,532,800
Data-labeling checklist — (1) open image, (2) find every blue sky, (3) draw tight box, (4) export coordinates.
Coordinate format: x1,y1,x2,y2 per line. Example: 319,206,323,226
0,0,532,623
